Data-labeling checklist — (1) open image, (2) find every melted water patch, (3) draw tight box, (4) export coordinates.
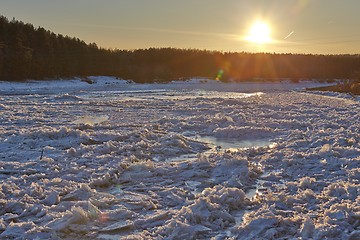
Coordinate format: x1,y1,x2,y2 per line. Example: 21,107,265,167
165,133,275,162
73,115,109,126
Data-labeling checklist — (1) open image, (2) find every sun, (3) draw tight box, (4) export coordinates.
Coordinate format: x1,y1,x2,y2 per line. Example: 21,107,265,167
245,21,272,44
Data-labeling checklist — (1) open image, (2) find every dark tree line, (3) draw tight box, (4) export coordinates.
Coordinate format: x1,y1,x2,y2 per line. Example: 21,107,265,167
1,16,360,83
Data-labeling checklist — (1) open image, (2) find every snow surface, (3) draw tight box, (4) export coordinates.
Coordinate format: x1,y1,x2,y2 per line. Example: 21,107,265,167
0,77,359,239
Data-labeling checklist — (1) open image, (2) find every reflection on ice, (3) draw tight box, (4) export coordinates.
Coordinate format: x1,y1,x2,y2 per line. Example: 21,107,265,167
81,89,261,101
73,115,109,126
195,135,272,152
245,179,268,200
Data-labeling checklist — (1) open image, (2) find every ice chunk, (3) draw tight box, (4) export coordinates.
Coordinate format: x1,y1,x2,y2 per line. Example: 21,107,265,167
237,217,278,239
299,177,316,189
320,143,331,152
200,185,247,210
349,230,360,240
0,219,5,231
168,186,248,233
213,126,274,139
0,222,36,239
158,220,211,239
300,217,315,239
100,221,134,232
121,161,154,180
47,206,89,231
4,201,25,215
42,191,60,206
61,184,93,201
90,173,115,188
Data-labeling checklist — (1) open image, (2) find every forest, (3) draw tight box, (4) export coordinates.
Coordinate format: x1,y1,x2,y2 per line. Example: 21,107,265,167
1,16,360,83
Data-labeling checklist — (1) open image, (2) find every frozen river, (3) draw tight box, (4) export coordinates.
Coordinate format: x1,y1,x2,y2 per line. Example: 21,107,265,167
0,77,359,239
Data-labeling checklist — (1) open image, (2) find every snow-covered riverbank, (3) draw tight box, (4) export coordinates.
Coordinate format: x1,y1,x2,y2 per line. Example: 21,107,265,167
0,78,359,239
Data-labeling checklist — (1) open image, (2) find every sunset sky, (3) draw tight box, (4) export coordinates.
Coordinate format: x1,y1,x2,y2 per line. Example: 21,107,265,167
2,0,360,54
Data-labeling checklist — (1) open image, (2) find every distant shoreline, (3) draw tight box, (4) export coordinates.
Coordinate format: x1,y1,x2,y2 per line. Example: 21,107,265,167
307,82,360,95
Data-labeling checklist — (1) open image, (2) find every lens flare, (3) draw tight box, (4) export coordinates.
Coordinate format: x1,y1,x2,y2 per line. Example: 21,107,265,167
216,69,224,80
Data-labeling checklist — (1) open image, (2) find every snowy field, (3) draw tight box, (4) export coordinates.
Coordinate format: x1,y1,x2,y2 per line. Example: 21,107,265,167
0,77,359,239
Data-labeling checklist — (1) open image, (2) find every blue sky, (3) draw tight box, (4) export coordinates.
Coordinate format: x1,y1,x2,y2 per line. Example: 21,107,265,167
2,0,360,54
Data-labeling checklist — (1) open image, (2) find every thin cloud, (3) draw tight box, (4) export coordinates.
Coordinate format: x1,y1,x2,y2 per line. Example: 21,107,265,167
68,23,237,40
